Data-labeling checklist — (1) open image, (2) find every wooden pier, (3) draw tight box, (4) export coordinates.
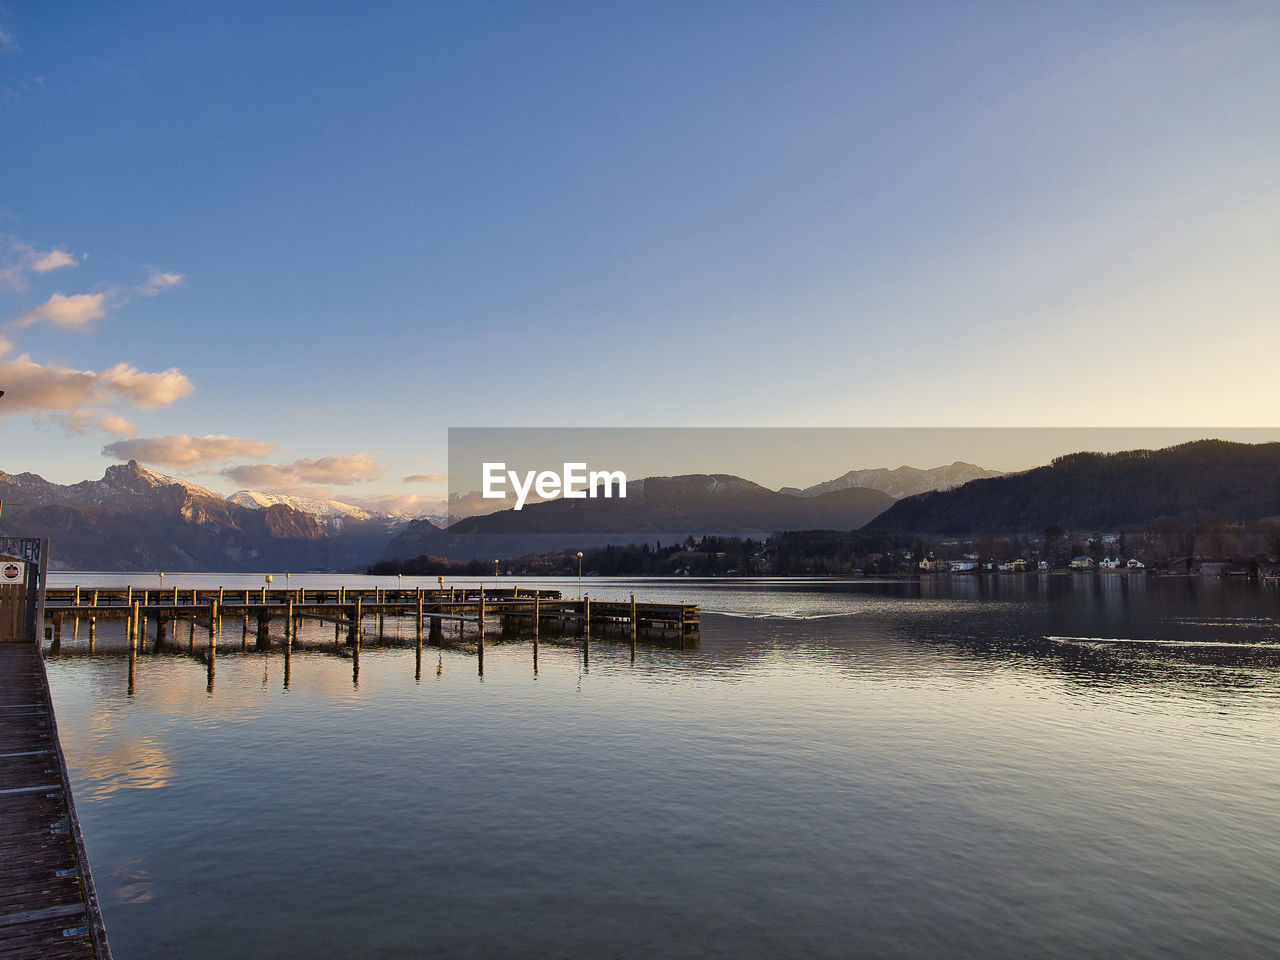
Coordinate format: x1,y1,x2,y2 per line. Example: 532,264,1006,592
0,642,112,960
42,586,701,650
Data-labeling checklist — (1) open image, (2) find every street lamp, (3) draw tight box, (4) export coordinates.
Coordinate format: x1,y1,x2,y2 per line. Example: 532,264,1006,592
576,551,584,599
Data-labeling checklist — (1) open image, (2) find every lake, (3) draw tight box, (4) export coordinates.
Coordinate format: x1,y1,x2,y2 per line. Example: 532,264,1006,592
42,574,1280,958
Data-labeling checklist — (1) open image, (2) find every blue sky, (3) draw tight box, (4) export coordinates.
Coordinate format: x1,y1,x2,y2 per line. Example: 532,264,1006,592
3,2,1279,512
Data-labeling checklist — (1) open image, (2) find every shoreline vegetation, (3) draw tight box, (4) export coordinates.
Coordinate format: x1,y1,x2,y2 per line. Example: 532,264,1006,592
369,525,1280,580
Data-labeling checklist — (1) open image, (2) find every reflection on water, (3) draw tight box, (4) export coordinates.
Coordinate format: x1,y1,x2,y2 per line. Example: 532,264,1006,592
44,577,1280,960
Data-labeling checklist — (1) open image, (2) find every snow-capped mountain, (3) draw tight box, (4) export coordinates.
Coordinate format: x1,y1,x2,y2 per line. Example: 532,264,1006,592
228,490,378,523
0,461,411,571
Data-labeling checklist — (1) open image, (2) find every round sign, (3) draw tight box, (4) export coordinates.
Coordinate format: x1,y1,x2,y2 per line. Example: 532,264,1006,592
2,563,21,582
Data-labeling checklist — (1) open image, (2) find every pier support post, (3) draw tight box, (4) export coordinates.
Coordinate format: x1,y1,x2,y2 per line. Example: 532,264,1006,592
349,598,362,645
256,613,270,650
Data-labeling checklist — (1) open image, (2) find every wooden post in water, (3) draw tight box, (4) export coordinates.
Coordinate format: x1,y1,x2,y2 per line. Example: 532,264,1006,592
88,616,96,650
210,600,219,639
350,597,362,645
286,599,294,644
92,589,99,606
155,616,168,649
207,626,216,695
126,585,133,606
532,595,540,673
129,600,140,648
631,593,637,659
172,586,179,606
479,590,486,638
74,585,80,605
218,586,224,604
256,612,270,649
416,589,424,642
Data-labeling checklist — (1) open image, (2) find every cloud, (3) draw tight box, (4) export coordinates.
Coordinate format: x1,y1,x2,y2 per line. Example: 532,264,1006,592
138,269,183,296
0,28,17,52
221,453,384,489
96,362,194,408
14,292,107,330
0,239,79,291
0,353,194,426
102,434,278,467
31,249,77,273
93,414,141,436
65,411,139,437
404,472,445,483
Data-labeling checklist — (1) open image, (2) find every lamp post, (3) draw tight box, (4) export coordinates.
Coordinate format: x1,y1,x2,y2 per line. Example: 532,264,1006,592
576,551,583,599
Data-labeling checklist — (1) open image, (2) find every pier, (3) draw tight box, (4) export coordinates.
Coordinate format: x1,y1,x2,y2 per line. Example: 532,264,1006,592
0,538,109,959
42,586,702,651
0,646,112,960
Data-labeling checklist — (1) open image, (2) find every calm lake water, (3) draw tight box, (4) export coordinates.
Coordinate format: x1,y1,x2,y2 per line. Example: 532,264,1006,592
42,574,1280,959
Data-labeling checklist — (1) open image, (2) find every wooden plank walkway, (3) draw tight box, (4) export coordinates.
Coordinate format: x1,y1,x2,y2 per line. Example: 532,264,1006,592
43,586,702,648
0,643,112,960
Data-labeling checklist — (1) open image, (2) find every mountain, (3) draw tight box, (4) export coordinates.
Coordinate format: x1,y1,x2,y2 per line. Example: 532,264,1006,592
228,490,377,523
378,473,895,562
0,461,408,571
866,440,1280,535
779,462,1003,499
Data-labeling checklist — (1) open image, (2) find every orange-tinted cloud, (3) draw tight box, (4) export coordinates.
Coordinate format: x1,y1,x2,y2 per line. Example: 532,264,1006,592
13,292,106,330
221,453,384,488
102,433,278,467
0,353,194,430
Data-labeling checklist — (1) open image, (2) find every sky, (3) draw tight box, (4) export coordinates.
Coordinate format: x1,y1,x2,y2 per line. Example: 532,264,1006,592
3,2,1279,514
